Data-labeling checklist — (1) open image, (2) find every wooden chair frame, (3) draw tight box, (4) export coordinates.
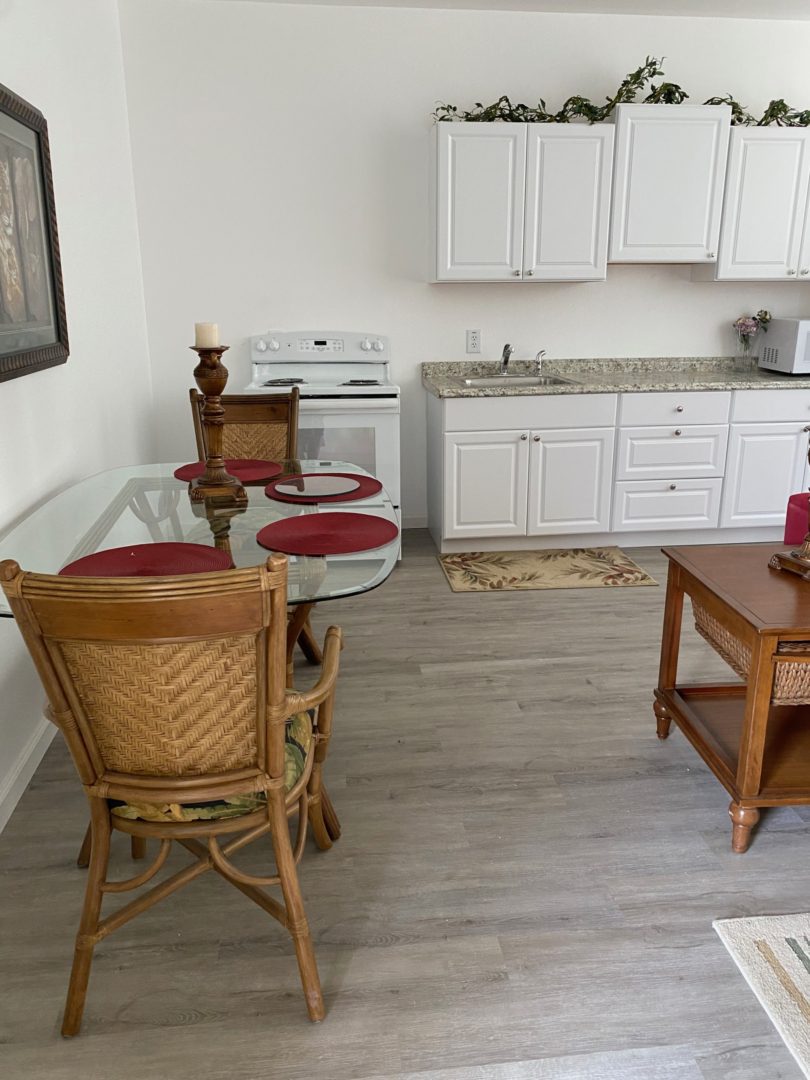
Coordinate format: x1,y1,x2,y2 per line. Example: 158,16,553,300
189,388,300,462
0,556,342,1037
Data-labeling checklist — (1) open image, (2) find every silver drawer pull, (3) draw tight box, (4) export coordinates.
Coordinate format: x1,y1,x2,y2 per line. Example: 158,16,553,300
533,435,541,442
674,429,683,436
675,405,684,412
669,484,677,490
520,433,528,440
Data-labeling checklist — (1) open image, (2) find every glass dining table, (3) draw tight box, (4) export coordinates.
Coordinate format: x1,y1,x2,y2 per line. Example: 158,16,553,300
0,459,400,620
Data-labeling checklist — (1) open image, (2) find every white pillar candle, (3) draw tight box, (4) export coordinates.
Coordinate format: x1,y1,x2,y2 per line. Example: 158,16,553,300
194,322,219,348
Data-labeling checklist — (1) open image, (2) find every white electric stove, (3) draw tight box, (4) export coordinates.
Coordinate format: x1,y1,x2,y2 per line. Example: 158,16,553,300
245,330,401,516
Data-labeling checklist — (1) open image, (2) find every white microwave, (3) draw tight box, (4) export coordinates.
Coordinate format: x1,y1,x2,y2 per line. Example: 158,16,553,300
757,317,810,375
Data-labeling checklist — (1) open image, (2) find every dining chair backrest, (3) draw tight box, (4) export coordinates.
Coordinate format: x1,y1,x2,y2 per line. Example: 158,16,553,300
189,389,300,462
0,556,292,801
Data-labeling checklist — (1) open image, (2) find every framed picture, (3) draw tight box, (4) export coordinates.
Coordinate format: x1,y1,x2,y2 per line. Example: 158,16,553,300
0,82,68,383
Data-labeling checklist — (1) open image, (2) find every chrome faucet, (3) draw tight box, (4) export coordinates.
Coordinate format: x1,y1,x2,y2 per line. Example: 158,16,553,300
535,349,547,374
499,343,515,374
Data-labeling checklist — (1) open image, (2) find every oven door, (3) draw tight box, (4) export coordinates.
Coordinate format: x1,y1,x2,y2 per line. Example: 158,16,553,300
297,398,401,509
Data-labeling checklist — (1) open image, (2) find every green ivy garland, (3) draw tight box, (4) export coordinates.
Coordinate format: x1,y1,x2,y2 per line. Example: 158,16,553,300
433,56,810,126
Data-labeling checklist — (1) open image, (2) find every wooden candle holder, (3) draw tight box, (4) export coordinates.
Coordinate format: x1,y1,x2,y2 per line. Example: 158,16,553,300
188,344,248,503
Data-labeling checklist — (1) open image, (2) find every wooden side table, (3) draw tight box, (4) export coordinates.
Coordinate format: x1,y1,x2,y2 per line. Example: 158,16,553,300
655,543,810,852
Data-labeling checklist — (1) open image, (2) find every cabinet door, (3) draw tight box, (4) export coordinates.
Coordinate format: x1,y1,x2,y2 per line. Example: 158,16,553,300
434,124,526,281
523,125,614,281
609,104,731,263
443,430,529,538
527,427,614,535
796,171,810,281
720,423,809,528
716,128,810,280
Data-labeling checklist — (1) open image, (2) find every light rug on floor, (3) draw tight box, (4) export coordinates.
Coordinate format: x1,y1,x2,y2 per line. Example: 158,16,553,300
437,547,657,593
714,912,810,1078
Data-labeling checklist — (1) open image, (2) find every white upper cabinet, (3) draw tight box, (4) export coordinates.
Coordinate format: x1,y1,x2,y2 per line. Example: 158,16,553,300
609,104,731,263
712,128,810,280
434,123,526,281
432,122,614,281
522,125,614,280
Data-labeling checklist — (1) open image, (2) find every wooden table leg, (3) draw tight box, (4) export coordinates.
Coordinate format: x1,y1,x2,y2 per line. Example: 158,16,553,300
654,563,684,740
730,633,777,853
297,616,323,666
286,603,314,683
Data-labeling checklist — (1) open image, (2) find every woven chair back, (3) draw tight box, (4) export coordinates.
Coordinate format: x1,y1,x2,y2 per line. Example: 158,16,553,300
0,558,291,796
189,390,300,462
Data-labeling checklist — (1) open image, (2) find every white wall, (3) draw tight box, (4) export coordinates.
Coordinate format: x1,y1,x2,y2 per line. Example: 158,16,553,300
0,0,153,829
118,0,810,526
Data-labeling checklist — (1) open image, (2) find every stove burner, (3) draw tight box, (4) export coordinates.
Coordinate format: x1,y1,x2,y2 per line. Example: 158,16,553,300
263,378,305,386
341,379,381,386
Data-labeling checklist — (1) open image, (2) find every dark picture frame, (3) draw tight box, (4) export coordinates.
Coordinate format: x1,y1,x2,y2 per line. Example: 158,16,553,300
0,82,68,383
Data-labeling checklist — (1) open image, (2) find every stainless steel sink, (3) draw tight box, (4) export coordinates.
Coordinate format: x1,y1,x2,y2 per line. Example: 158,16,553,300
461,374,577,388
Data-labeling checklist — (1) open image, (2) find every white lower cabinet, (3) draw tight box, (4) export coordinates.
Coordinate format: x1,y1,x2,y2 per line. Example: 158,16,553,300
720,422,809,527
613,478,723,531
527,428,614,534
443,430,529,539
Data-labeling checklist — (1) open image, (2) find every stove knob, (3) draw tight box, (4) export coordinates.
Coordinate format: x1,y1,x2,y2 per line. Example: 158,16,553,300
268,339,280,352
372,339,385,352
255,339,268,352
360,338,372,352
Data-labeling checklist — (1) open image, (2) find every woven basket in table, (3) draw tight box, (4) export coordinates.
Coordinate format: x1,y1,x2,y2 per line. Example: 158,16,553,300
693,601,810,706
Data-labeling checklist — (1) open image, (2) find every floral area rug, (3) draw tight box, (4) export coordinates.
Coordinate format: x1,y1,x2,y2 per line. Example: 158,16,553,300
714,913,810,1078
437,547,657,592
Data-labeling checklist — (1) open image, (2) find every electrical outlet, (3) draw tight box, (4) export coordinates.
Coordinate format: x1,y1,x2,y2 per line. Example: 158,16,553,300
466,329,481,354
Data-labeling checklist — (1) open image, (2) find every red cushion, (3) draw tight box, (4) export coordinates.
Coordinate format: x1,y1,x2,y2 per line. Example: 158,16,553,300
265,472,383,504
174,459,282,483
60,543,233,577
256,512,398,556
785,493,810,545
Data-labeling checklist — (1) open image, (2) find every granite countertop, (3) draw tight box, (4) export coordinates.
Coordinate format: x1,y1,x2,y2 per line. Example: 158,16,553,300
421,356,810,398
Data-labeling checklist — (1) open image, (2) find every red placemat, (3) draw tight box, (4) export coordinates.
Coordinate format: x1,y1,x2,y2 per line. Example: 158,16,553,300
265,472,383,505
256,512,399,556
60,543,233,577
174,459,282,483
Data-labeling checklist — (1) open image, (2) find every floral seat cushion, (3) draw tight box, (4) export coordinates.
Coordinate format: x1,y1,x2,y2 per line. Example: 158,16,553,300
110,711,313,823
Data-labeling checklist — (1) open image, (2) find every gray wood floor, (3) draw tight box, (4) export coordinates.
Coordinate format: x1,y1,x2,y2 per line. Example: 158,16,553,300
1,532,805,1079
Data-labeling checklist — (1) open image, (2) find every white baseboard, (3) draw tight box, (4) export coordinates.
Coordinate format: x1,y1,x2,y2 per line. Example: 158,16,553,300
0,716,55,833
402,516,428,530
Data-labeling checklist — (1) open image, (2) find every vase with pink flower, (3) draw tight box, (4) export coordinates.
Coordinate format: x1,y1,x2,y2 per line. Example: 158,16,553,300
732,309,771,358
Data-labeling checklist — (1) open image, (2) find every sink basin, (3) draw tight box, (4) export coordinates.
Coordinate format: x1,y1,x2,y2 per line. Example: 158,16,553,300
461,374,577,388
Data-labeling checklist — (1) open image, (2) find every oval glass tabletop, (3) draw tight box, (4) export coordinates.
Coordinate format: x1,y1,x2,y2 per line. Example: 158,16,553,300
0,460,399,617
274,475,361,497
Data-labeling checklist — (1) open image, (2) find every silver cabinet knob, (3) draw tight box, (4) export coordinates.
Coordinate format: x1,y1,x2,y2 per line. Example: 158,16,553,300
802,269,809,276
788,268,797,276
513,270,521,277
803,426,810,433
520,433,528,441
707,252,716,259
675,405,684,413
674,429,682,436
533,434,541,442
526,270,534,277
669,484,677,490
255,339,268,352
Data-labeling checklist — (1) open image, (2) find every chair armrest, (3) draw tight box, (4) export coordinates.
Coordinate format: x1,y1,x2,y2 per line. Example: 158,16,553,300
285,626,343,714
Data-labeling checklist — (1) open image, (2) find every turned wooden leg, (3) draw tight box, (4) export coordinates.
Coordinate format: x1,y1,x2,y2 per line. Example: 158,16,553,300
76,824,91,868
267,791,324,1021
654,699,673,740
729,802,760,854
130,837,147,860
63,802,110,1036
307,767,332,851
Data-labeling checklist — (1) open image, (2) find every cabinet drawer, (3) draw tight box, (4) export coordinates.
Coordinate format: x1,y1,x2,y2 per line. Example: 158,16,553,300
612,479,722,531
443,393,617,432
619,391,730,426
616,425,728,480
732,389,810,422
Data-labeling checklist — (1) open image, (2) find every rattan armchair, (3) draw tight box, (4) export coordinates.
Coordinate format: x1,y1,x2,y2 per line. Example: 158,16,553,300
0,555,342,1037
189,388,300,462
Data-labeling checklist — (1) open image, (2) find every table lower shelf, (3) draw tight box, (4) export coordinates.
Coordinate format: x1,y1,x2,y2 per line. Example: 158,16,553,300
660,684,810,803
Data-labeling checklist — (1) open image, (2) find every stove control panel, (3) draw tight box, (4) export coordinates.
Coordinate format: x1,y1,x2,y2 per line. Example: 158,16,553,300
251,330,388,362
